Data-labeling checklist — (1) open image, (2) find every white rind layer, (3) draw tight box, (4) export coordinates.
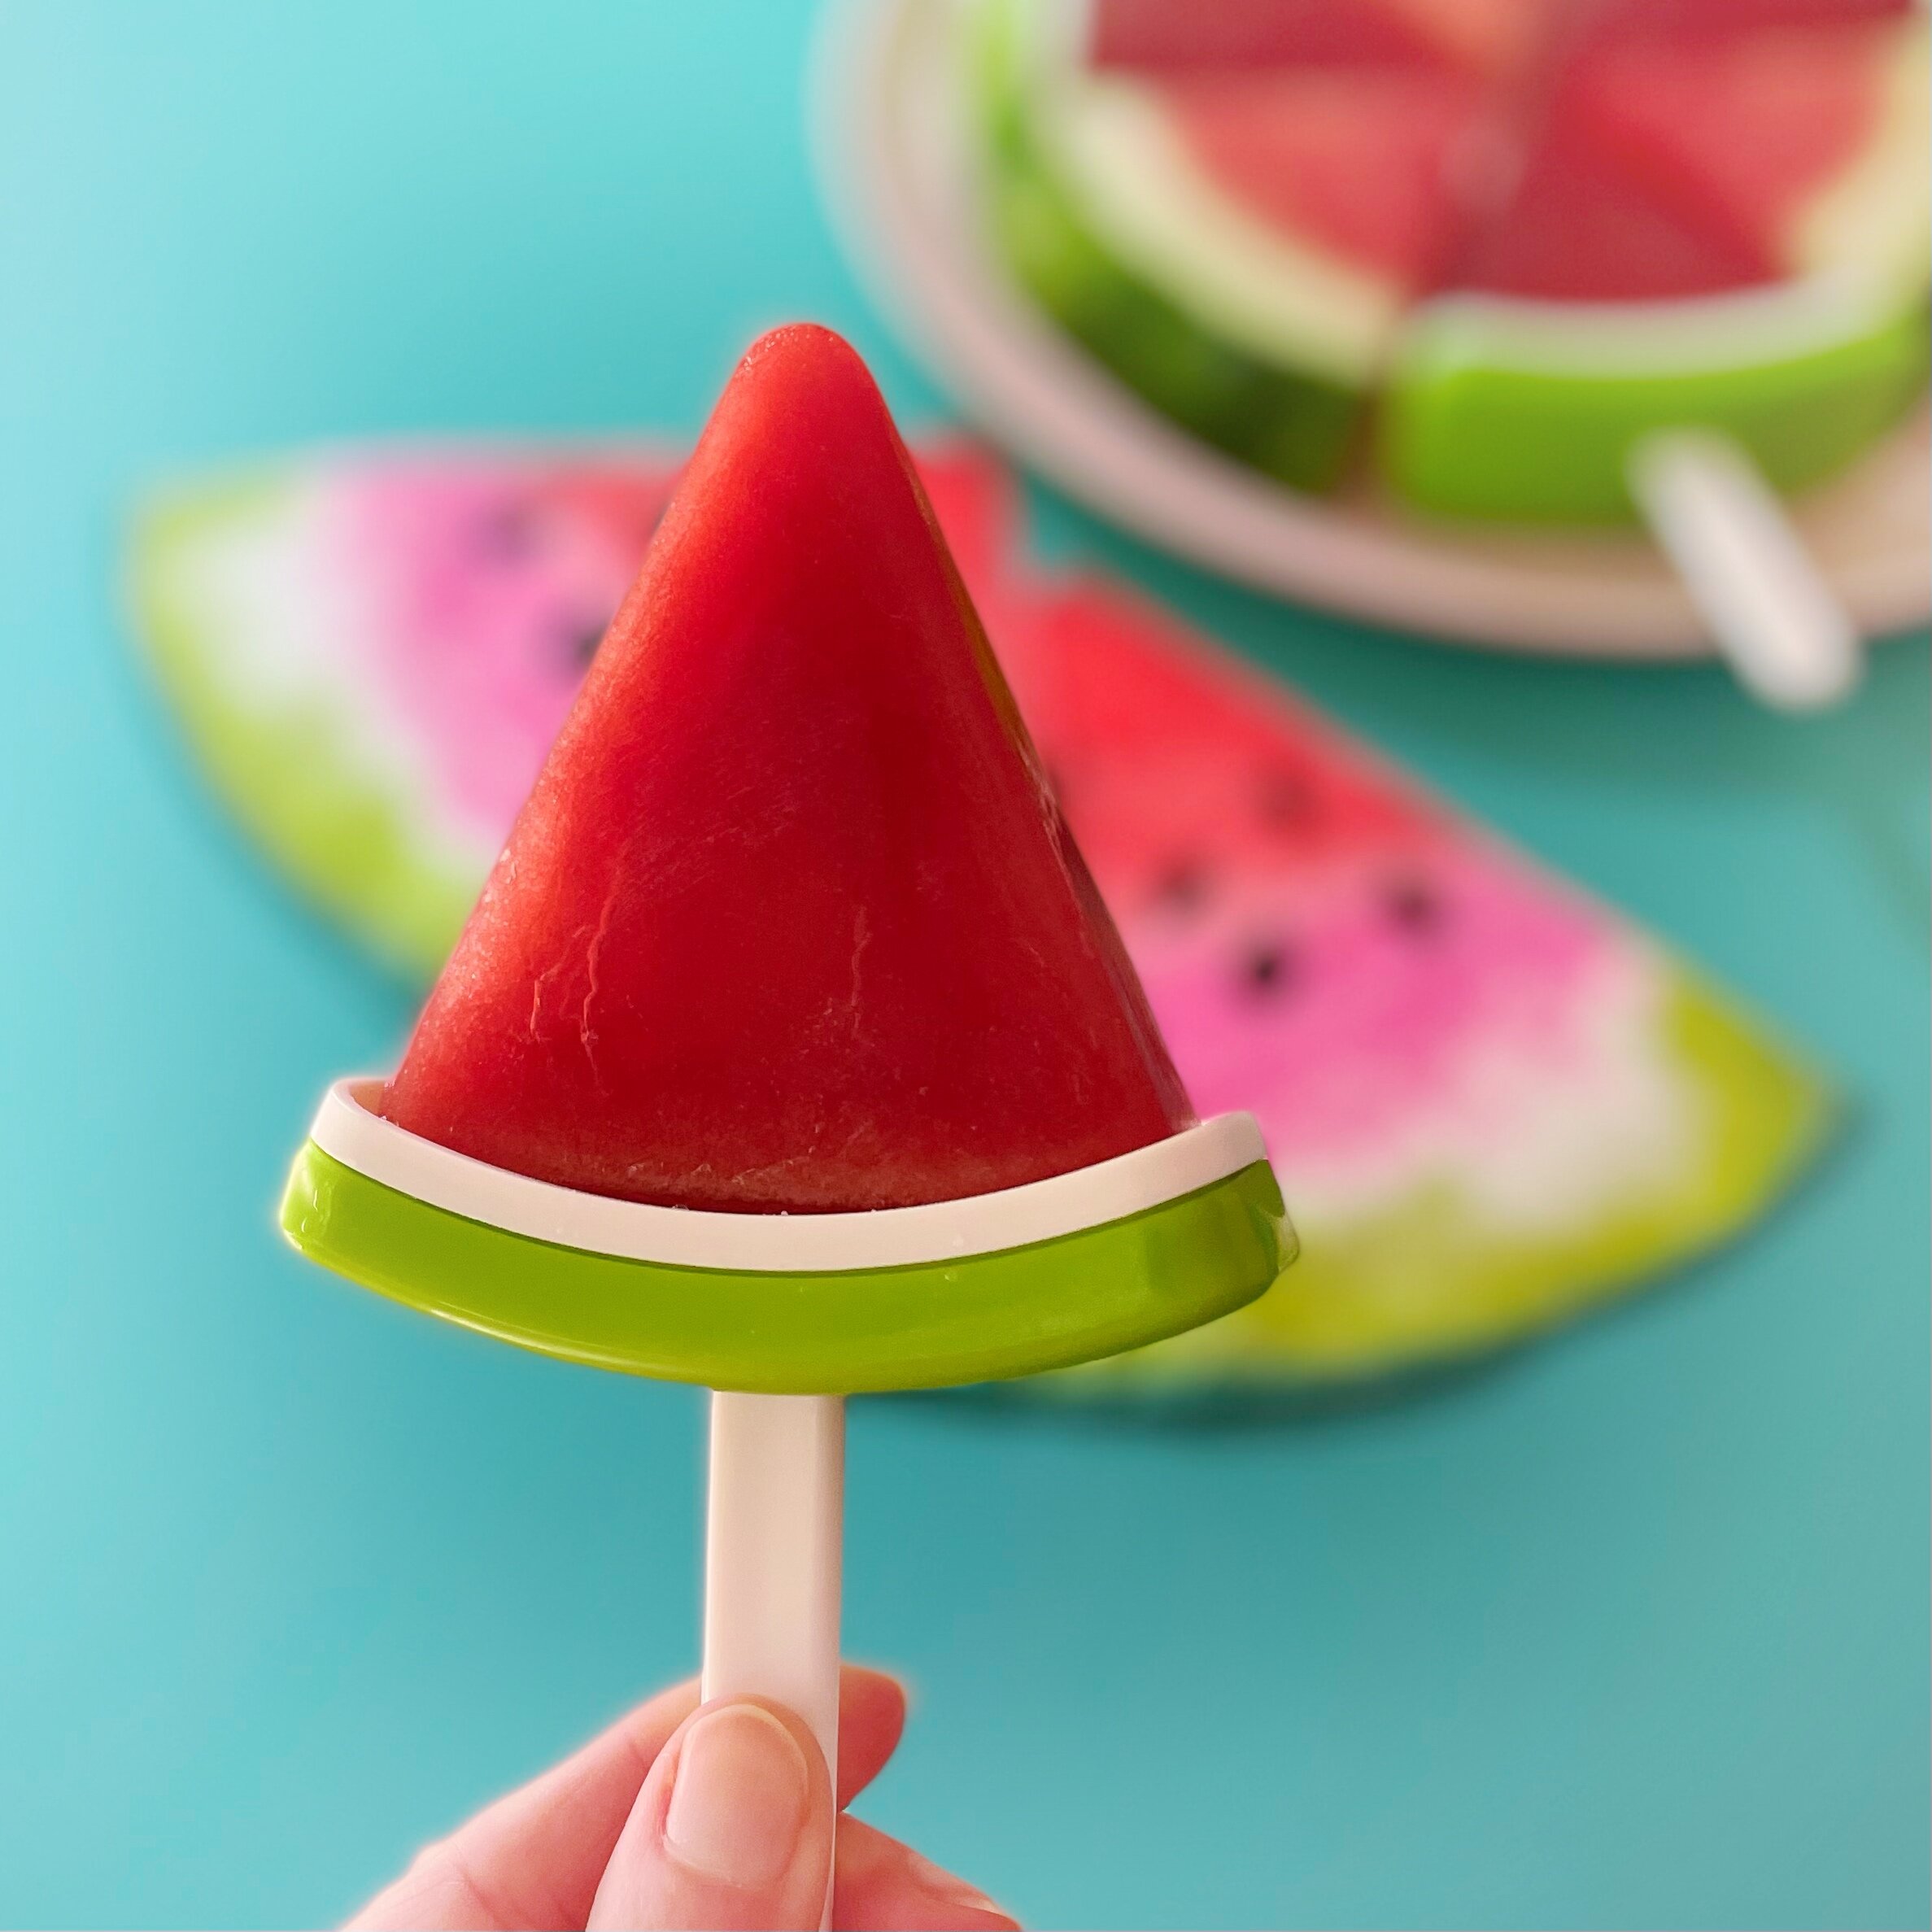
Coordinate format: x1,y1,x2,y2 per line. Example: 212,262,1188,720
308,1078,1267,1272
1401,270,1914,380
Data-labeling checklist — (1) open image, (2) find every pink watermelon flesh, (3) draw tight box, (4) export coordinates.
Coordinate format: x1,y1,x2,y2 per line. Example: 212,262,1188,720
353,457,678,844
1553,24,1893,269
1160,70,1486,286
1454,105,1776,297
992,582,1611,1172
1087,0,1912,305
1581,0,1912,35
380,326,1193,1214
1091,0,1543,78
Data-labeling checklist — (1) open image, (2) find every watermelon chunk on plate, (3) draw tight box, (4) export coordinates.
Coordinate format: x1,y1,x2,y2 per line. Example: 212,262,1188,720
1551,21,1928,282
981,0,1928,520
129,440,1831,1393
1584,0,1915,35
1451,94,1777,299
1089,0,1544,79
982,0,1494,491
1160,68,1485,289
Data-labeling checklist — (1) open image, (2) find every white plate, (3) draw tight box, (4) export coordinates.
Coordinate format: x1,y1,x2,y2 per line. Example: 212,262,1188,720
814,0,1931,658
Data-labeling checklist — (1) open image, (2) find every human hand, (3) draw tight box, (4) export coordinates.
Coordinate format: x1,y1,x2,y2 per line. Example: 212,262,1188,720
346,1665,1018,1931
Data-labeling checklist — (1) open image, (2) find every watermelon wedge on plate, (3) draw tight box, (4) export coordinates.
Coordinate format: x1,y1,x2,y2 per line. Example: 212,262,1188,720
980,0,1928,521
1389,9,1931,517
979,0,1502,491
129,440,1830,1394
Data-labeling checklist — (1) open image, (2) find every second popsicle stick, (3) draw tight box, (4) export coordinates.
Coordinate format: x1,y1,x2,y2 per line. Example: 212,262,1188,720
1629,430,1864,711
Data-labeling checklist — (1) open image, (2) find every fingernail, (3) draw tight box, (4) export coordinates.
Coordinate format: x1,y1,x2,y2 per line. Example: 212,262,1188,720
663,1703,812,1888
905,1849,1016,1924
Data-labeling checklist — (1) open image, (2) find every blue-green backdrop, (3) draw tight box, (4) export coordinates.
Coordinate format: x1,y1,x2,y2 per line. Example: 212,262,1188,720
2,5,1926,1927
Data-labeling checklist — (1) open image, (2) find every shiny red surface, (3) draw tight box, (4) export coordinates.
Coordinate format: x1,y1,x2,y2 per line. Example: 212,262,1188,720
382,325,1193,1212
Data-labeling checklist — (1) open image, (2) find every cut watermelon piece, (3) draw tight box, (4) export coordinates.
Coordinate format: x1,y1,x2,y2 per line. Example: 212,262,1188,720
131,437,1831,1388
1582,0,1915,36
981,0,1485,489
1446,18,1920,299
1454,107,1776,299
1556,20,1929,280
1389,11,1929,516
990,578,1828,1383
1090,0,1544,79
382,325,1193,1214
1159,69,1485,287
983,0,1928,518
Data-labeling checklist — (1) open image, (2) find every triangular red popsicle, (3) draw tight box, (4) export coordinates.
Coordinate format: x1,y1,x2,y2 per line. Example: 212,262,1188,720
381,325,1194,1213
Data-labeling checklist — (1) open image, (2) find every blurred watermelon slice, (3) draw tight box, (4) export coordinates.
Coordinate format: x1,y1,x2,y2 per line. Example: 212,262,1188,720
130,442,1830,1391
1457,16,1924,298
1089,0,1545,78
985,0,1928,517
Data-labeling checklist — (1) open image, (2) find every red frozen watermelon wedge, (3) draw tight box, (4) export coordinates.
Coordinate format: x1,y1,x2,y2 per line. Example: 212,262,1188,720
382,325,1193,1214
132,438,1828,1389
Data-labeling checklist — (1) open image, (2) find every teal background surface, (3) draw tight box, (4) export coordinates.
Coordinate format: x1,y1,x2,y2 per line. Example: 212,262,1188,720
2,4,1927,1926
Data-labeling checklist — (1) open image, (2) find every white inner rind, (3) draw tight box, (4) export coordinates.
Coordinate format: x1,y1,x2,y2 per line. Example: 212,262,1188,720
308,1079,1267,1272
1037,80,1400,382
1398,270,1912,380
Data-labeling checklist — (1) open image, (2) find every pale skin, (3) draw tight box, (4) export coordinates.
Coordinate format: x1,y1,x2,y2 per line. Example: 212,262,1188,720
347,1666,1018,1932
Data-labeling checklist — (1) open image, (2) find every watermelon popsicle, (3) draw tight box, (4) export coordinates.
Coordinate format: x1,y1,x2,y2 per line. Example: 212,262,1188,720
981,0,1928,700
279,326,1293,1805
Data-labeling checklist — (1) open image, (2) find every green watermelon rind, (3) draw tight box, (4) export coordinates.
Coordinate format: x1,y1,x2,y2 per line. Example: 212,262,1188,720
129,478,476,980
978,0,1371,494
281,1140,1293,1393
1382,286,1931,521
1051,964,1834,1393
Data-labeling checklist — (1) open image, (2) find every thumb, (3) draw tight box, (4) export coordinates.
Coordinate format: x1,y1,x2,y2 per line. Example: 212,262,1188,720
588,1695,834,1931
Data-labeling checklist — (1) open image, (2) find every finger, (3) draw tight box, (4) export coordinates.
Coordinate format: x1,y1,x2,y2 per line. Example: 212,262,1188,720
588,1695,834,1931
347,1666,905,1931
347,1678,698,1931
835,1665,907,1808
834,1817,1019,1931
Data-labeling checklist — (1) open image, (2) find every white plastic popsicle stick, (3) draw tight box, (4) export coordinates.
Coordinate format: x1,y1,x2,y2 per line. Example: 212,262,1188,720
1629,430,1864,710
702,1389,845,1925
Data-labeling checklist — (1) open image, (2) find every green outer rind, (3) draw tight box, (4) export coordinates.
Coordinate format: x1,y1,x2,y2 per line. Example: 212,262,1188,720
1382,299,1931,522
1048,966,1834,1394
280,1144,1295,1393
977,6,1363,494
129,479,475,981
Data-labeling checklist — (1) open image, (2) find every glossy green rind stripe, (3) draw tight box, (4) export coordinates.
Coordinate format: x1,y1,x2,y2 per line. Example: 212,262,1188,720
280,1144,1294,1393
1382,303,1930,522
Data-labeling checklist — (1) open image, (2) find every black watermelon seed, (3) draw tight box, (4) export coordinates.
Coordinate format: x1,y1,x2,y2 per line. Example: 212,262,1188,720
1242,942,1296,995
568,619,611,670
1384,877,1444,935
478,504,539,558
